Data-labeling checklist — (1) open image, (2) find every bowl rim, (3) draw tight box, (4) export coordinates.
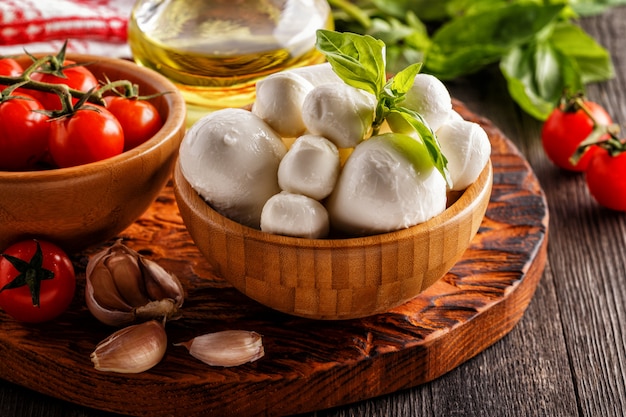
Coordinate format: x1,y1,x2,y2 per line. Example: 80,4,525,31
174,157,494,249
0,53,186,179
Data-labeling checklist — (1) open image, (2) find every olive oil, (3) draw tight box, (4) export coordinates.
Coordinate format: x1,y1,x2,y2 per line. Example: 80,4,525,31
128,0,333,120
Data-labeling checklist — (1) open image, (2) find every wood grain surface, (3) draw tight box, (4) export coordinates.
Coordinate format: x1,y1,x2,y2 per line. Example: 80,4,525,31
0,101,547,417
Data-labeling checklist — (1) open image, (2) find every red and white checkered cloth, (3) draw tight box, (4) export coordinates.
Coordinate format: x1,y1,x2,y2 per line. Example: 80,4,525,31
0,0,134,58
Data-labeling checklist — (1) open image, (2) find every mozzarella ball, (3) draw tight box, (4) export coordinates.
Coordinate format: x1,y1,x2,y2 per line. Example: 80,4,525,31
278,134,341,200
252,71,315,138
179,108,287,229
447,109,464,123
302,83,377,149
437,119,491,191
290,62,343,86
400,73,453,132
326,134,447,235
261,192,330,238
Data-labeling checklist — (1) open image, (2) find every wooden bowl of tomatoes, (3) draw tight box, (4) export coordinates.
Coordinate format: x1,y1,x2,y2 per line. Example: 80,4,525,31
0,53,186,253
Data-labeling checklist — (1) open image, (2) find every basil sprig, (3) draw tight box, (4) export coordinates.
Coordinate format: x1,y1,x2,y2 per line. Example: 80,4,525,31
316,29,450,186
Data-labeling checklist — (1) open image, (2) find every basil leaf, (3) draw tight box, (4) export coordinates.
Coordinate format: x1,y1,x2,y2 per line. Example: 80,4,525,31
360,13,430,74
389,62,422,98
548,21,614,83
388,108,451,187
384,132,436,175
444,0,514,17
425,3,566,79
316,29,386,96
500,40,583,120
571,0,626,16
371,0,450,21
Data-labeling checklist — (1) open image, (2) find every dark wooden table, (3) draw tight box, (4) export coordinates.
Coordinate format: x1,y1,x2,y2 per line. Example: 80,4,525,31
2,7,626,417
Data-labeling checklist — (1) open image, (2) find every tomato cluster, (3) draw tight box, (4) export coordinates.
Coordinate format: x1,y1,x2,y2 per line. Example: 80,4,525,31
0,57,163,171
541,94,626,211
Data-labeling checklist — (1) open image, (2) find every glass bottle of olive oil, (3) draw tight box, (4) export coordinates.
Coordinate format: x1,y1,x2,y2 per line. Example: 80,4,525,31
128,0,334,121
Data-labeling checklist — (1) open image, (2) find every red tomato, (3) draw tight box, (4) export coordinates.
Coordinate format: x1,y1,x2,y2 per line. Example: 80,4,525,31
586,148,626,211
0,240,76,323
29,60,98,110
0,58,22,91
48,105,124,168
541,100,612,172
0,92,50,171
104,96,163,151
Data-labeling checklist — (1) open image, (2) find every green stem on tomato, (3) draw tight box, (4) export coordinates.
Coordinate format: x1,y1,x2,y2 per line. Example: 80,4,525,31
0,55,139,111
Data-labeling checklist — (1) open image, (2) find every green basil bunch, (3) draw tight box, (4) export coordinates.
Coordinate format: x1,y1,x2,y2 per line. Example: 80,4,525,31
329,0,620,120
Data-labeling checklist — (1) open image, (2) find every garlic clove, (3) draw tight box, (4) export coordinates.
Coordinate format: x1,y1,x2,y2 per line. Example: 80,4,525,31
140,257,185,303
87,262,134,312
105,253,150,307
85,240,185,327
91,320,167,373
175,330,264,367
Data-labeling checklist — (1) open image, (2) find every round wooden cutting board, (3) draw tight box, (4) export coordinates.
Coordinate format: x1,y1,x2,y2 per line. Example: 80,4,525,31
0,100,548,417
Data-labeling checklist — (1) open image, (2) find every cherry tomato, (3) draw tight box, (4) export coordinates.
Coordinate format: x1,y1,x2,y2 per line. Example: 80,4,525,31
104,96,163,151
29,60,98,110
0,240,76,323
0,58,22,91
585,148,626,211
541,100,612,172
48,105,124,168
0,92,50,171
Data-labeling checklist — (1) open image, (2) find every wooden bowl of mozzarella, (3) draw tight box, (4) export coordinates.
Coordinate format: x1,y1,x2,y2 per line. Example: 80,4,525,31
174,158,491,320
173,63,493,320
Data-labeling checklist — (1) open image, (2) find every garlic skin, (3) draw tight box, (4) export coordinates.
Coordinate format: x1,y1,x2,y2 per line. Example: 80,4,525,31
91,320,167,373
176,330,264,367
86,240,185,327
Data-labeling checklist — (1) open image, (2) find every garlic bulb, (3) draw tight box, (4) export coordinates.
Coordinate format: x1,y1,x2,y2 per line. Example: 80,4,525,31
175,330,264,367
85,240,184,327
91,320,167,373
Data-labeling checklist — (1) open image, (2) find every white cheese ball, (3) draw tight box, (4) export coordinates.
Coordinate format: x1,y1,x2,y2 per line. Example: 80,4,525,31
326,134,447,235
278,134,340,201
437,119,491,191
261,192,330,238
252,71,314,138
302,83,377,149
447,109,464,123
290,62,343,86
400,73,453,132
179,108,287,229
